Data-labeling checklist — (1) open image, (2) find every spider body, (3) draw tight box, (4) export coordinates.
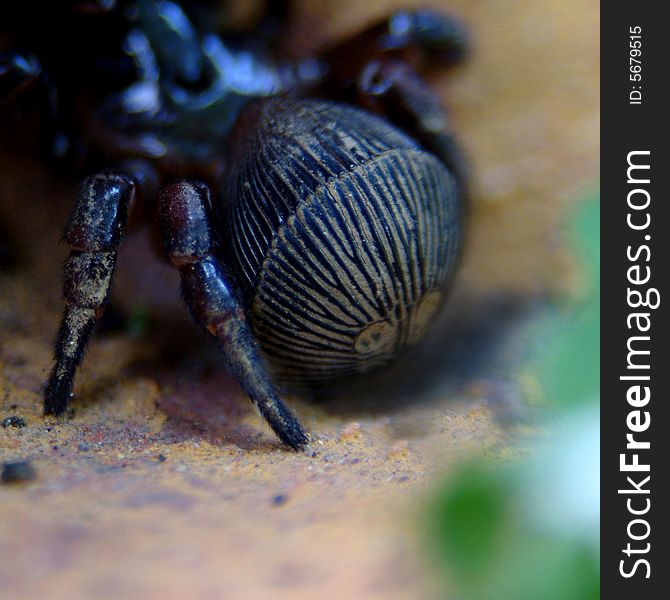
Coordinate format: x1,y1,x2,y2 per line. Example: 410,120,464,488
1,0,468,449
222,98,461,387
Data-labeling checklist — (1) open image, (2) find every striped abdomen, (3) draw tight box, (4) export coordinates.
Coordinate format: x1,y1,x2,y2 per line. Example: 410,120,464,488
221,98,462,386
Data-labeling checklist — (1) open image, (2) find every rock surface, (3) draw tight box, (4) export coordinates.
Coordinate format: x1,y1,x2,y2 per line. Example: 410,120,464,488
0,0,597,597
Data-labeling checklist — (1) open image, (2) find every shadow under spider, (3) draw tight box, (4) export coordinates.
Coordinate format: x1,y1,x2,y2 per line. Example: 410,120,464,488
89,292,537,448
310,293,541,422
116,319,285,451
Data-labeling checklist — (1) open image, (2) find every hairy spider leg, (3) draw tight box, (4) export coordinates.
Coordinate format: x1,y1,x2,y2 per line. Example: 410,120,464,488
158,181,308,450
44,172,135,415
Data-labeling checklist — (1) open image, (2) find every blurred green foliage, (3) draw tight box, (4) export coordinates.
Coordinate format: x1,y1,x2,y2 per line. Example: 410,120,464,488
427,193,600,599
538,196,600,410
429,463,599,600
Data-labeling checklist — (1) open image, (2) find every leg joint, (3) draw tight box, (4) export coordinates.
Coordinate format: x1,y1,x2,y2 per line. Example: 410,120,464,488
64,172,135,251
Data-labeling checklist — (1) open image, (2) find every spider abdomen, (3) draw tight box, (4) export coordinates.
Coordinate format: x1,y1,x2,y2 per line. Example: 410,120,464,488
222,98,462,386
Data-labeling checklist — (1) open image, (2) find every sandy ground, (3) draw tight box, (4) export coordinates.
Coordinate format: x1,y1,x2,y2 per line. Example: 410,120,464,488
0,0,597,598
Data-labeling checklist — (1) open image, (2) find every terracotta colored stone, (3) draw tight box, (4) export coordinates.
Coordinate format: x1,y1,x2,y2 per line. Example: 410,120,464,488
0,0,597,597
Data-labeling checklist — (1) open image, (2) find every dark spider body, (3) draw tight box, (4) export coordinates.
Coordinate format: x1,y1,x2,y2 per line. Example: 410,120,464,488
0,0,468,449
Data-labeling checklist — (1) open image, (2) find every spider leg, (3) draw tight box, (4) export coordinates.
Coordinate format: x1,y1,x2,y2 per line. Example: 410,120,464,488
44,172,135,415
0,50,41,107
159,180,308,450
319,9,468,92
314,12,468,193
355,59,468,195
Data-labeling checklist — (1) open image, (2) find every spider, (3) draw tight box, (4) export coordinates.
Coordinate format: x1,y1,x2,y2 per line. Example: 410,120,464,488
0,0,468,449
